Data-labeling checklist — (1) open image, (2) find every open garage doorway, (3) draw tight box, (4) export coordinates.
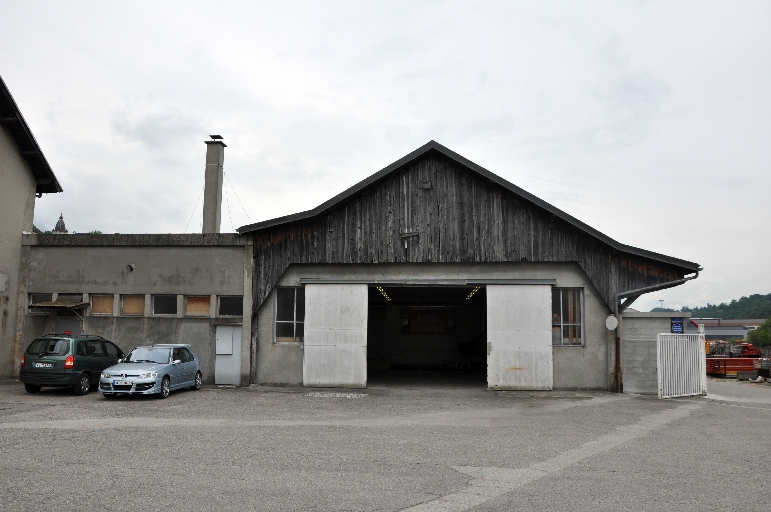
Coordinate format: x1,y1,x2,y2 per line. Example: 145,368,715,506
367,286,487,388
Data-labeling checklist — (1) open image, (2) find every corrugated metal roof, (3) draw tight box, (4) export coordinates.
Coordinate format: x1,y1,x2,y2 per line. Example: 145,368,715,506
0,75,62,194
237,140,700,271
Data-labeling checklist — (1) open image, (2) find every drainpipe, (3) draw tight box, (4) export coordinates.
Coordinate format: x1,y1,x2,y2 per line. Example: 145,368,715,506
613,269,700,393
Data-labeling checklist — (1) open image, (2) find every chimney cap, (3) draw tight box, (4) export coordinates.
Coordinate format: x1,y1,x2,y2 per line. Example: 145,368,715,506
209,134,224,140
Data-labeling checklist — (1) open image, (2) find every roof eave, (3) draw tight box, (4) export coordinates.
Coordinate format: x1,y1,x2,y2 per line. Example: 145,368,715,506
0,75,62,194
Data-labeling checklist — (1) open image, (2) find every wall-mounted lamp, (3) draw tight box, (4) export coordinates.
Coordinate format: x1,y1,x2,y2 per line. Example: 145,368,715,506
126,264,135,272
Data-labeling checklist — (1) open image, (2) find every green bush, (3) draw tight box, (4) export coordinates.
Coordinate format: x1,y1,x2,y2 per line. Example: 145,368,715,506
748,317,771,347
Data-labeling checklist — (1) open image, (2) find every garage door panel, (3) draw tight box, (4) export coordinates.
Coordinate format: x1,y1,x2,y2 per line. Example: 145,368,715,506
304,329,367,347
487,286,551,331
487,285,553,390
303,345,367,388
303,284,368,387
487,330,553,390
304,285,368,329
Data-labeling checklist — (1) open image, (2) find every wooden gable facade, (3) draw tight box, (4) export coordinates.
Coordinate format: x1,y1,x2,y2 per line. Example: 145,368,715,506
241,142,699,311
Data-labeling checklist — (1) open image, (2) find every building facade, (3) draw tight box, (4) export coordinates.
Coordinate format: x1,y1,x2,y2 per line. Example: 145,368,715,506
239,141,701,390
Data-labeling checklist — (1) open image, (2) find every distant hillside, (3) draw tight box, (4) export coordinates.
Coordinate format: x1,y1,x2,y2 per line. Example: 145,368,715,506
650,293,771,319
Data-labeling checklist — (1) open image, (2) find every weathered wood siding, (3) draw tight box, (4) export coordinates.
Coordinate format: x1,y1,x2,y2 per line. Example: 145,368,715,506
253,154,685,310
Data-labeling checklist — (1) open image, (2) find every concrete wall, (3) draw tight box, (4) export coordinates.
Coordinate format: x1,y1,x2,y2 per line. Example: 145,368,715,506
21,237,251,384
255,262,614,389
621,312,692,394
0,125,37,378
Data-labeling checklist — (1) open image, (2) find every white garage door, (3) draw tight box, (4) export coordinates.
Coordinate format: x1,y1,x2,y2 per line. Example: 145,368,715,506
486,285,553,390
303,284,368,388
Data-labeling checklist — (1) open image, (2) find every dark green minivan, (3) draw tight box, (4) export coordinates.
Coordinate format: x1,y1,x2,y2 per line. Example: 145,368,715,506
20,335,125,395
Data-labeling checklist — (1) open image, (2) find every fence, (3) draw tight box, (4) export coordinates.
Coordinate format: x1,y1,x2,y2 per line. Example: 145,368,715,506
657,333,707,399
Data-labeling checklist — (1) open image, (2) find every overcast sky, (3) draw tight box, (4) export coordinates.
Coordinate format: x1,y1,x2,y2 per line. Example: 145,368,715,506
2,1,769,312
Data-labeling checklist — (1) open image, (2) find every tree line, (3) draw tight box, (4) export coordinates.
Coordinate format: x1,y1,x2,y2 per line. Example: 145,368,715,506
650,293,771,319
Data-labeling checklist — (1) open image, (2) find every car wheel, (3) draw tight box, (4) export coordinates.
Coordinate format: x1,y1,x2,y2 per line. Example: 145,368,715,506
74,374,91,396
191,371,202,390
159,376,170,399
24,383,41,394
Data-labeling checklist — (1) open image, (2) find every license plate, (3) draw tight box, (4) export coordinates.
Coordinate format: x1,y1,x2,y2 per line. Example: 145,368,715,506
33,362,53,368
113,380,132,387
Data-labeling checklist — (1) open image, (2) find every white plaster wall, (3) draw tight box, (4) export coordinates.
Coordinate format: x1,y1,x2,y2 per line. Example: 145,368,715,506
486,285,553,390
0,126,37,378
303,284,368,388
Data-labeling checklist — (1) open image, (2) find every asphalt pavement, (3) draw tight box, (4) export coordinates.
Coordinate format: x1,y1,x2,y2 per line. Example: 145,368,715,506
1,375,770,511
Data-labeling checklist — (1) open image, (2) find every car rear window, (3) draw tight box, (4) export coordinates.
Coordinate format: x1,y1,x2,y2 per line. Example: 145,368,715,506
27,338,70,356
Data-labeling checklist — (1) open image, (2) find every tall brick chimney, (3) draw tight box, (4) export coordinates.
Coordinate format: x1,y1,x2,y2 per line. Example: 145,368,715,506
202,135,226,234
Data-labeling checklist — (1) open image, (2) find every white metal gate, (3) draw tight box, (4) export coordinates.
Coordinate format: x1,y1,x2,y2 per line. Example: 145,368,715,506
657,333,707,399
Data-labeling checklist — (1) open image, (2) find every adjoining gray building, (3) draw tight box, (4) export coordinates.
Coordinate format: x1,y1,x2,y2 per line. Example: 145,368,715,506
238,141,702,390
0,75,62,379
16,139,253,385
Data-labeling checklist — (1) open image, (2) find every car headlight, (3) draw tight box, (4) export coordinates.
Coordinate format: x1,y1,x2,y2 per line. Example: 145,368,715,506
139,372,158,379
101,372,110,379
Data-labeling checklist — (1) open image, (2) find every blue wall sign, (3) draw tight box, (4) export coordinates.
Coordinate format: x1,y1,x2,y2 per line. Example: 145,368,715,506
671,317,684,334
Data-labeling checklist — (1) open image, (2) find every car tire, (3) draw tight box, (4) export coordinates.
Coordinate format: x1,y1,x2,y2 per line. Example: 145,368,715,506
191,371,202,391
74,374,91,396
158,376,170,399
24,383,41,393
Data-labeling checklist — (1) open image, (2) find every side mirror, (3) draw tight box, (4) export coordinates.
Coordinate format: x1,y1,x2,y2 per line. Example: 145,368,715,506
173,359,182,365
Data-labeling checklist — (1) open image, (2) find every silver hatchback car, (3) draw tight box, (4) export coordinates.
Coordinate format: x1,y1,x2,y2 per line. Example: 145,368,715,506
99,344,202,398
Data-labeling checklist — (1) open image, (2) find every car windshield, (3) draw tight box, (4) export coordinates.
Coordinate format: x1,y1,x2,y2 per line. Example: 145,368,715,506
27,338,69,356
125,347,170,364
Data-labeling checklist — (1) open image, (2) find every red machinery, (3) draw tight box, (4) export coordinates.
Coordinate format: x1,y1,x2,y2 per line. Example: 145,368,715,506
706,342,762,377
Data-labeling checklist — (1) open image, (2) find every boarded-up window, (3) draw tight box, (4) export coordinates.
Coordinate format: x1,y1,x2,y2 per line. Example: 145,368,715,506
219,296,243,316
186,296,210,316
153,295,177,315
121,295,145,315
552,288,583,346
91,295,114,315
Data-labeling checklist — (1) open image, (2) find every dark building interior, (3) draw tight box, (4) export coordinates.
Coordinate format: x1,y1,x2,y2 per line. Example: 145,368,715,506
367,286,487,384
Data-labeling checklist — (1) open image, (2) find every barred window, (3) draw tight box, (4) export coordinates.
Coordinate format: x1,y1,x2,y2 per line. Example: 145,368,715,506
552,288,583,346
275,287,305,343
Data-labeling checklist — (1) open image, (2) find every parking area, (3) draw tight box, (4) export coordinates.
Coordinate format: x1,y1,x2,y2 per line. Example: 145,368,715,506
1,377,770,511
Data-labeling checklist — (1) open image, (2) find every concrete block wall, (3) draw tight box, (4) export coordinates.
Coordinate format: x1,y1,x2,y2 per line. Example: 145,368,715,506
621,312,692,394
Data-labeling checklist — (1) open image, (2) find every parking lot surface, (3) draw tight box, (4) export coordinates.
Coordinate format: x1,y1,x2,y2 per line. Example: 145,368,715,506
1,375,770,511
